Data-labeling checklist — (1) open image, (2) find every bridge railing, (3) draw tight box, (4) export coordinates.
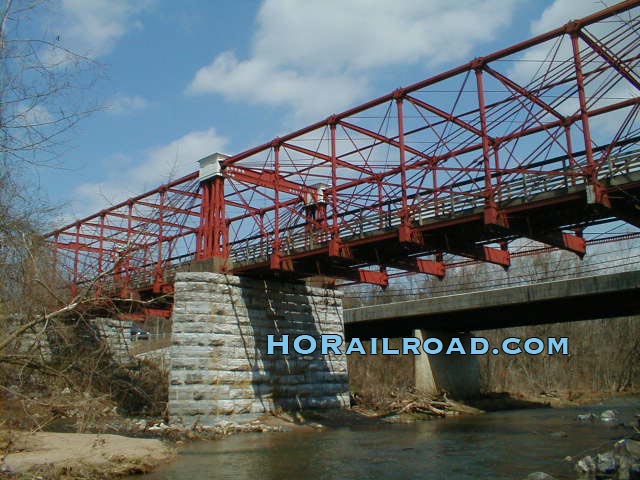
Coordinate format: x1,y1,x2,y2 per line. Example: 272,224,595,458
229,151,640,267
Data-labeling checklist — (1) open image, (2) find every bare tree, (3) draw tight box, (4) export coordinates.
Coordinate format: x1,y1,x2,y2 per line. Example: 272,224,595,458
1,0,101,168
0,0,96,348
0,0,103,311
0,2,170,431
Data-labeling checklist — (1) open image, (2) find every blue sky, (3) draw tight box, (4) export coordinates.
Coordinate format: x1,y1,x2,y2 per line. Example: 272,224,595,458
25,0,613,226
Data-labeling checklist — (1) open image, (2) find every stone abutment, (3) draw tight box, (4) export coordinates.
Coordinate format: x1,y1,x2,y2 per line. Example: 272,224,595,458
168,272,349,424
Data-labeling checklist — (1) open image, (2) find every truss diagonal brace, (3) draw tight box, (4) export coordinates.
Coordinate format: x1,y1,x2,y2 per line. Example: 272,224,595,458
578,30,640,92
404,94,484,137
282,142,375,176
483,65,566,120
338,120,436,167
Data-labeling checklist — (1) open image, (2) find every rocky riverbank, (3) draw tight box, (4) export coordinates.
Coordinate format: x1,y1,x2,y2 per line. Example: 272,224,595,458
523,437,640,480
0,394,477,480
522,409,640,480
1,394,638,479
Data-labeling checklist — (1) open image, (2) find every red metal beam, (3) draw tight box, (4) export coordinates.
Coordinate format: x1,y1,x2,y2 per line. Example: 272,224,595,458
358,269,389,288
136,200,200,217
46,172,199,238
578,29,640,91
225,164,317,199
416,258,446,279
83,221,160,238
405,94,484,137
483,65,566,121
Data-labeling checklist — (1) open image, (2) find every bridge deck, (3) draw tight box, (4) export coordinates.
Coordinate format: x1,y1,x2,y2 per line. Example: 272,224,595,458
344,270,640,336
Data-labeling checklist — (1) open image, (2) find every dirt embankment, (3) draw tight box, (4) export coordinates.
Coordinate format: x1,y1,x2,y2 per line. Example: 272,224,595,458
1,431,175,479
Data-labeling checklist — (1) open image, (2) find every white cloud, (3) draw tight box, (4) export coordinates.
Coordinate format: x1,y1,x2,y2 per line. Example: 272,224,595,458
144,128,228,181
44,0,150,61
16,105,54,126
188,0,518,121
71,128,228,217
529,0,601,35
107,94,149,115
253,0,514,70
189,53,367,121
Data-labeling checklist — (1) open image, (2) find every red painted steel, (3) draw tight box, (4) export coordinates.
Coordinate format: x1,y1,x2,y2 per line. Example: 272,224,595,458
562,233,587,257
45,1,640,300
358,269,389,288
416,259,446,279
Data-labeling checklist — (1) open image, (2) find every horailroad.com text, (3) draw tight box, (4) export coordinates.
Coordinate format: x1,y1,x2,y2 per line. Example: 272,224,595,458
267,335,569,356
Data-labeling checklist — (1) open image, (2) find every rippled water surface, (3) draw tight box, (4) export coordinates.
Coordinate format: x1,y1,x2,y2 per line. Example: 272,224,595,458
143,397,639,480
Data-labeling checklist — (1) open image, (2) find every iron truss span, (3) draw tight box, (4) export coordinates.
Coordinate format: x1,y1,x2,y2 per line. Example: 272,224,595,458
47,0,640,301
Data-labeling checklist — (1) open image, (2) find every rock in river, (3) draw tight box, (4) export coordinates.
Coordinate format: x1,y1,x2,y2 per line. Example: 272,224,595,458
523,472,556,480
596,451,618,475
575,455,596,476
600,410,617,423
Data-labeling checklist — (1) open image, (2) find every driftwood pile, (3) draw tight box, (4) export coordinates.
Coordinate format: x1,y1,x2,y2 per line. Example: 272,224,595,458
386,391,481,417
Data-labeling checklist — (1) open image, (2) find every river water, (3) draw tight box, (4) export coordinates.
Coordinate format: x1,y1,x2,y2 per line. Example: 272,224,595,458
143,397,639,480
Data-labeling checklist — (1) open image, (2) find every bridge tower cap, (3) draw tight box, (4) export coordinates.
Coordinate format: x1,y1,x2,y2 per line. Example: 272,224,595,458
198,152,228,182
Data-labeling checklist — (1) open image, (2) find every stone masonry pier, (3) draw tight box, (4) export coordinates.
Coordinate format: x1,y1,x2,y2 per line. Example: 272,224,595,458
169,272,349,424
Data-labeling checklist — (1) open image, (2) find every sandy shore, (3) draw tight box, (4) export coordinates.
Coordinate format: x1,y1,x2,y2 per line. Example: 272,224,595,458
1,431,175,478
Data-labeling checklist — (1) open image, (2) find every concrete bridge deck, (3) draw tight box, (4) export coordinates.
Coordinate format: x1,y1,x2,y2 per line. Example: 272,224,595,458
344,270,640,337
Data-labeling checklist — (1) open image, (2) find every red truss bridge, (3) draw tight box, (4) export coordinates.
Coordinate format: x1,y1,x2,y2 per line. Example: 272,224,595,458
47,1,640,311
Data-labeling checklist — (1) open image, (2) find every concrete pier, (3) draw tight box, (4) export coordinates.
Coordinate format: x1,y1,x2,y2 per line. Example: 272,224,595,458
168,272,349,425
414,330,481,399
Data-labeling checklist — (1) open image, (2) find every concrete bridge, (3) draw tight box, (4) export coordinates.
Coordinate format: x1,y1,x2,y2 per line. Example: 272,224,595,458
344,270,640,337
342,269,640,399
